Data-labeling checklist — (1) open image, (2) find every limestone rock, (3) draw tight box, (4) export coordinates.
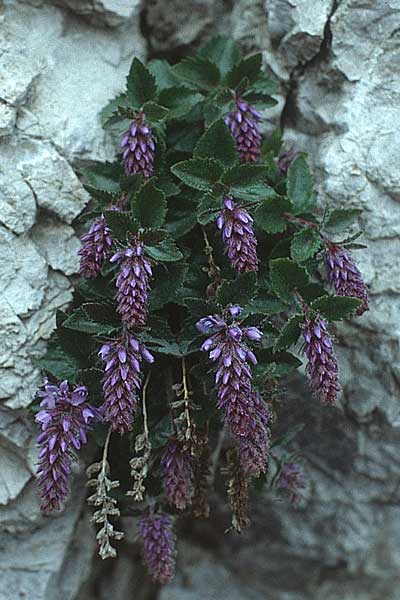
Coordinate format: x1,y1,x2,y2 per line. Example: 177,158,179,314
55,0,141,27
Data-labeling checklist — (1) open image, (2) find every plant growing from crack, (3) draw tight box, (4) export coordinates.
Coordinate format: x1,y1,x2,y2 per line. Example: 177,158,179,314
32,36,369,584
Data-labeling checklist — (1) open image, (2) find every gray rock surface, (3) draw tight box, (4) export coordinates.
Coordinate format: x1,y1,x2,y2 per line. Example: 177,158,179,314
0,0,399,599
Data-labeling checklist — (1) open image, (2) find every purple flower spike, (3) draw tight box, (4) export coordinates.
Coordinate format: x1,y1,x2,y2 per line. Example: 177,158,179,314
278,149,298,176
326,243,369,316
161,442,194,510
99,332,154,434
35,380,101,513
120,113,155,178
197,311,263,437
217,197,258,273
138,510,177,584
78,214,113,278
302,315,340,406
277,462,306,506
225,98,261,163
111,238,152,329
239,391,270,476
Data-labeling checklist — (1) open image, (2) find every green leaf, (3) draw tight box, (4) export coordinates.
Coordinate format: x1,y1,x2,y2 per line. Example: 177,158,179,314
221,163,269,189
38,347,81,382
172,56,221,90
243,296,287,316
324,208,361,233
252,72,279,95
274,314,303,352
126,58,157,108
81,163,122,194
198,35,241,77
145,238,183,262
147,59,178,90
166,209,198,239
100,93,130,126
197,192,221,225
62,306,117,336
142,101,169,121
290,228,321,262
132,179,167,228
242,91,278,108
103,210,138,241
194,120,238,167
182,297,218,317
217,272,258,307
232,181,277,202
171,158,224,191
148,264,188,310
255,197,291,234
260,129,282,156
269,258,309,303
310,295,362,321
158,87,204,120
287,155,314,214
203,99,234,127
225,53,263,88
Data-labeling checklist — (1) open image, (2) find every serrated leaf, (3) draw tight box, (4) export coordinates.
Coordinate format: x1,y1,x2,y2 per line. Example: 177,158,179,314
324,208,361,233
194,120,238,167
147,59,178,90
62,306,117,335
260,129,283,157
197,192,221,225
103,210,138,240
38,347,81,382
225,53,262,88
243,296,287,316
310,295,362,321
242,91,278,108
148,264,188,310
269,258,309,303
171,158,224,191
81,163,122,194
172,56,221,90
132,179,167,228
145,238,183,262
287,155,314,214
252,72,279,95
290,228,321,262
255,197,291,234
142,101,169,121
198,35,241,77
182,297,219,317
232,181,277,202
100,93,130,126
203,99,234,127
274,314,303,352
221,163,269,188
158,87,204,120
126,58,157,108
217,272,258,307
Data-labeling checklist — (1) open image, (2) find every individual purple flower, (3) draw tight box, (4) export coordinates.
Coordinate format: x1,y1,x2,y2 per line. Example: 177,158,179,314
138,510,177,584
302,315,340,406
217,197,258,273
120,113,155,178
161,442,194,510
78,214,113,278
35,380,101,513
277,462,306,506
326,243,369,316
278,149,298,176
99,332,154,434
197,311,263,436
110,238,152,329
239,391,270,477
225,98,261,163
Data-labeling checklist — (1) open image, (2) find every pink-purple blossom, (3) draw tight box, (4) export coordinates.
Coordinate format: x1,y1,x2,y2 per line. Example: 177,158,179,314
225,98,261,163
138,510,177,584
120,114,155,178
217,197,258,273
161,442,194,510
78,214,113,278
35,380,101,512
326,243,369,315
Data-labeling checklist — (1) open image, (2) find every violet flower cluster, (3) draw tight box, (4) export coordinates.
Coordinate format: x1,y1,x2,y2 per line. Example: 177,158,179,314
225,98,261,163
36,380,101,512
217,197,258,273
99,332,154,434
110,238,152,329
326,243,369,315
138,511,177,584
161,442,194,510
197,306,269,476
120,114,155,178
302,315,340,406
78,214,113,279
277,462,306,506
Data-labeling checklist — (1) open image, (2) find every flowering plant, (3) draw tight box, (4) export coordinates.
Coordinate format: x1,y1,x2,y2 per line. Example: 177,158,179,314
33,37,368,583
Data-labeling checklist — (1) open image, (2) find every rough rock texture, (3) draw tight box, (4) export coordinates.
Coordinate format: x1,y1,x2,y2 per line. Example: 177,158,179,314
1,0,399,599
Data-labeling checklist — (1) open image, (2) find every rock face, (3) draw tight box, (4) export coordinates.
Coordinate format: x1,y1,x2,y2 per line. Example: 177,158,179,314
1,0,399,599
